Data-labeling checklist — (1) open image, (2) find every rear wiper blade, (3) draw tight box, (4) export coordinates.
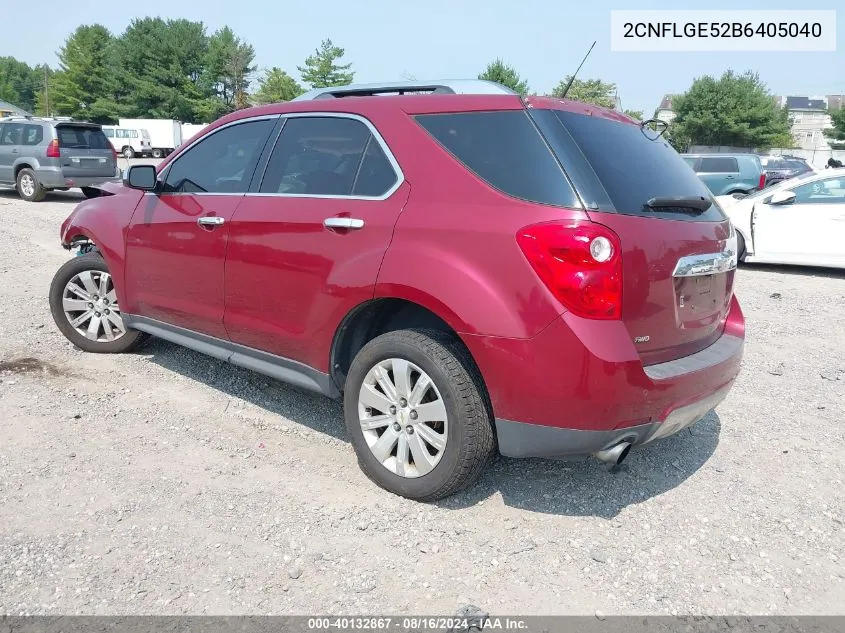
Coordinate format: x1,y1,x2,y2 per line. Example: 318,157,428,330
645,196,712,212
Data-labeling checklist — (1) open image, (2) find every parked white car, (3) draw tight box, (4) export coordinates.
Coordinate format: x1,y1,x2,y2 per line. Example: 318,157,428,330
101,125,152,159
716,168,845,269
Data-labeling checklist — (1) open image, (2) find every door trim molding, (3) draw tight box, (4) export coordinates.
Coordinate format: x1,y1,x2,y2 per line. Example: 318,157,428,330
122,314,340,398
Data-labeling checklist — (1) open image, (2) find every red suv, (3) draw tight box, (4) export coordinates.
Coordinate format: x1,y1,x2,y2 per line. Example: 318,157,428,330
48,80,745,501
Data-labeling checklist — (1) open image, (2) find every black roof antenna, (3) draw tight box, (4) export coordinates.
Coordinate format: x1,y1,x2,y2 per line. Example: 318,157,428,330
559,41,597,99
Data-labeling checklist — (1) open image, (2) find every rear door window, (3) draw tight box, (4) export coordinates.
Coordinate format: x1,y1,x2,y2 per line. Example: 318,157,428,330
259,116,398,197
0,123,23,145
531,108,725,222
22,124,43,145
56,126,111,150
699,157,739,173
415,111,579,208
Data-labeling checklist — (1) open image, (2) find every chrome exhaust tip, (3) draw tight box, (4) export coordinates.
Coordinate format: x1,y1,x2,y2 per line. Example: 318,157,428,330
594,441,632,466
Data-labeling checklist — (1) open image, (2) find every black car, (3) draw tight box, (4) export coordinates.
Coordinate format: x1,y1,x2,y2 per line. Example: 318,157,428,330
760,156,815,187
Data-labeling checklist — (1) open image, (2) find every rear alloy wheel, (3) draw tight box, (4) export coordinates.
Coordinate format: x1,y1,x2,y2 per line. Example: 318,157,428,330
49,253,145,353
122,146,135,159
16,168,46,202
344,329,494,501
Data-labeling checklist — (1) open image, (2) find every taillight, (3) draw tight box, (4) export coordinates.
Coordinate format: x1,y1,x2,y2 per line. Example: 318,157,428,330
758,173,766,190
516,220,623,320
46,139,60,158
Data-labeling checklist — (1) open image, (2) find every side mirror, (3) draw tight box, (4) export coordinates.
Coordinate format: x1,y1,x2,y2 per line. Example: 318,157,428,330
123,164,158,191
769,190,795,206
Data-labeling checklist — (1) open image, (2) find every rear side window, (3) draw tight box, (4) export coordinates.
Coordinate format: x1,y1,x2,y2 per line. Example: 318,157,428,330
56,126,111,150
415,111,579,208
532,109,724,221
699,157,739,173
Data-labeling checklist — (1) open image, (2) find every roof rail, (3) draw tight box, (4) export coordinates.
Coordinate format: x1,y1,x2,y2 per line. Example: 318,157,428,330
292,79,518,102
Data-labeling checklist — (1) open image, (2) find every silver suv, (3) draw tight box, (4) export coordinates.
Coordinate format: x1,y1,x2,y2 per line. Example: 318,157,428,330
0,116,119,202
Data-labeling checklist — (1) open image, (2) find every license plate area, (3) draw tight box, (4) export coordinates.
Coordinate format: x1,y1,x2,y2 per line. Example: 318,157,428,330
647,388,728,442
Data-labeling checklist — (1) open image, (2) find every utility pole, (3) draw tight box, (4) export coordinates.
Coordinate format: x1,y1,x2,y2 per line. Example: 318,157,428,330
43,66,49,116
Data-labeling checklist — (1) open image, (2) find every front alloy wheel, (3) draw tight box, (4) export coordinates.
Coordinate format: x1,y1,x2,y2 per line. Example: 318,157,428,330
62,270,125,342
49,253,145,353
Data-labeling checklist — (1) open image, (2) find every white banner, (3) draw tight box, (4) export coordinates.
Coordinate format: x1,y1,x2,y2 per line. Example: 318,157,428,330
610,10,837,52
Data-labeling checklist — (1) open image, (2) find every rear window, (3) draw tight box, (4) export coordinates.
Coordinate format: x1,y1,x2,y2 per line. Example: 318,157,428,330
56,125,110,150
415,111,579,208
699,156,739,173
532,109,724,221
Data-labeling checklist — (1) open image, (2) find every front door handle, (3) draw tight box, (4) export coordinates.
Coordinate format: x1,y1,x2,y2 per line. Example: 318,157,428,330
323,217,364,230
197,216,225,227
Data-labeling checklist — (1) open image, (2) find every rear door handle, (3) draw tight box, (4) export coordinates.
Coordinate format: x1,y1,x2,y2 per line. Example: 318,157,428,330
323,217,364,230
197,216,225,227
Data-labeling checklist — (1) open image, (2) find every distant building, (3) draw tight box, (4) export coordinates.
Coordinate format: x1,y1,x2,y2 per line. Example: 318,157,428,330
776,95,844,151
0,99,31,118
655,94,677,123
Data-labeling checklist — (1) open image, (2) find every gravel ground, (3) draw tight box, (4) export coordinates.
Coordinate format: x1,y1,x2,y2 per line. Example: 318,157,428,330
0,187,843,617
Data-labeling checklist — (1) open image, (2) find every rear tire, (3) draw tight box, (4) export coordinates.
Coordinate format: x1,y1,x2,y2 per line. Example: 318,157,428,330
737,231,747,263
49,253,146,353
343,328,494,502
122,146,135,159
16,168,46,202
151,149,164,159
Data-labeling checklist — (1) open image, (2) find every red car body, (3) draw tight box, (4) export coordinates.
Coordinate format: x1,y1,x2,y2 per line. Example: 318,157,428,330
58,89,744,462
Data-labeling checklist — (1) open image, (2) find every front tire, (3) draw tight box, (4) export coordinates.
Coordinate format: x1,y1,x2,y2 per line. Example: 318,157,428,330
122,146,135,159
49,253,145,353
16,168,46,202
343,329,494,502
737,231,747,263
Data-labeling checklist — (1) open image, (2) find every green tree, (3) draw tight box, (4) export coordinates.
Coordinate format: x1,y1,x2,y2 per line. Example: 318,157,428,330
550,77,617,109
623,109,644,120
49,25,119,122
253,67,303,104
824,107,845,148
297,38,354,88
202,26,256,115
670,70,793,150
478,59,529,96
113,17,212,122
0,56,41,112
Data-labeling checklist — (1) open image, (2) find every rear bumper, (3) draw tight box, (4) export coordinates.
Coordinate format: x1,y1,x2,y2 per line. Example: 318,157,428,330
37,167,120,189
462,295,745,459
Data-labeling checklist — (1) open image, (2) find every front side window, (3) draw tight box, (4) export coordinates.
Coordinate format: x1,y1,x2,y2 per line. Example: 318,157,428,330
163,119,275,194
791,177,845,204
260,116,395,197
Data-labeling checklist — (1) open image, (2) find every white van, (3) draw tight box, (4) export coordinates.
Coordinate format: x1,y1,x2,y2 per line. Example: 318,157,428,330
101,126,152,159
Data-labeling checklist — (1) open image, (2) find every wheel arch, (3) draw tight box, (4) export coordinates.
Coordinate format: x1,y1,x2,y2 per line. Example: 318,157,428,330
329,297,493,414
